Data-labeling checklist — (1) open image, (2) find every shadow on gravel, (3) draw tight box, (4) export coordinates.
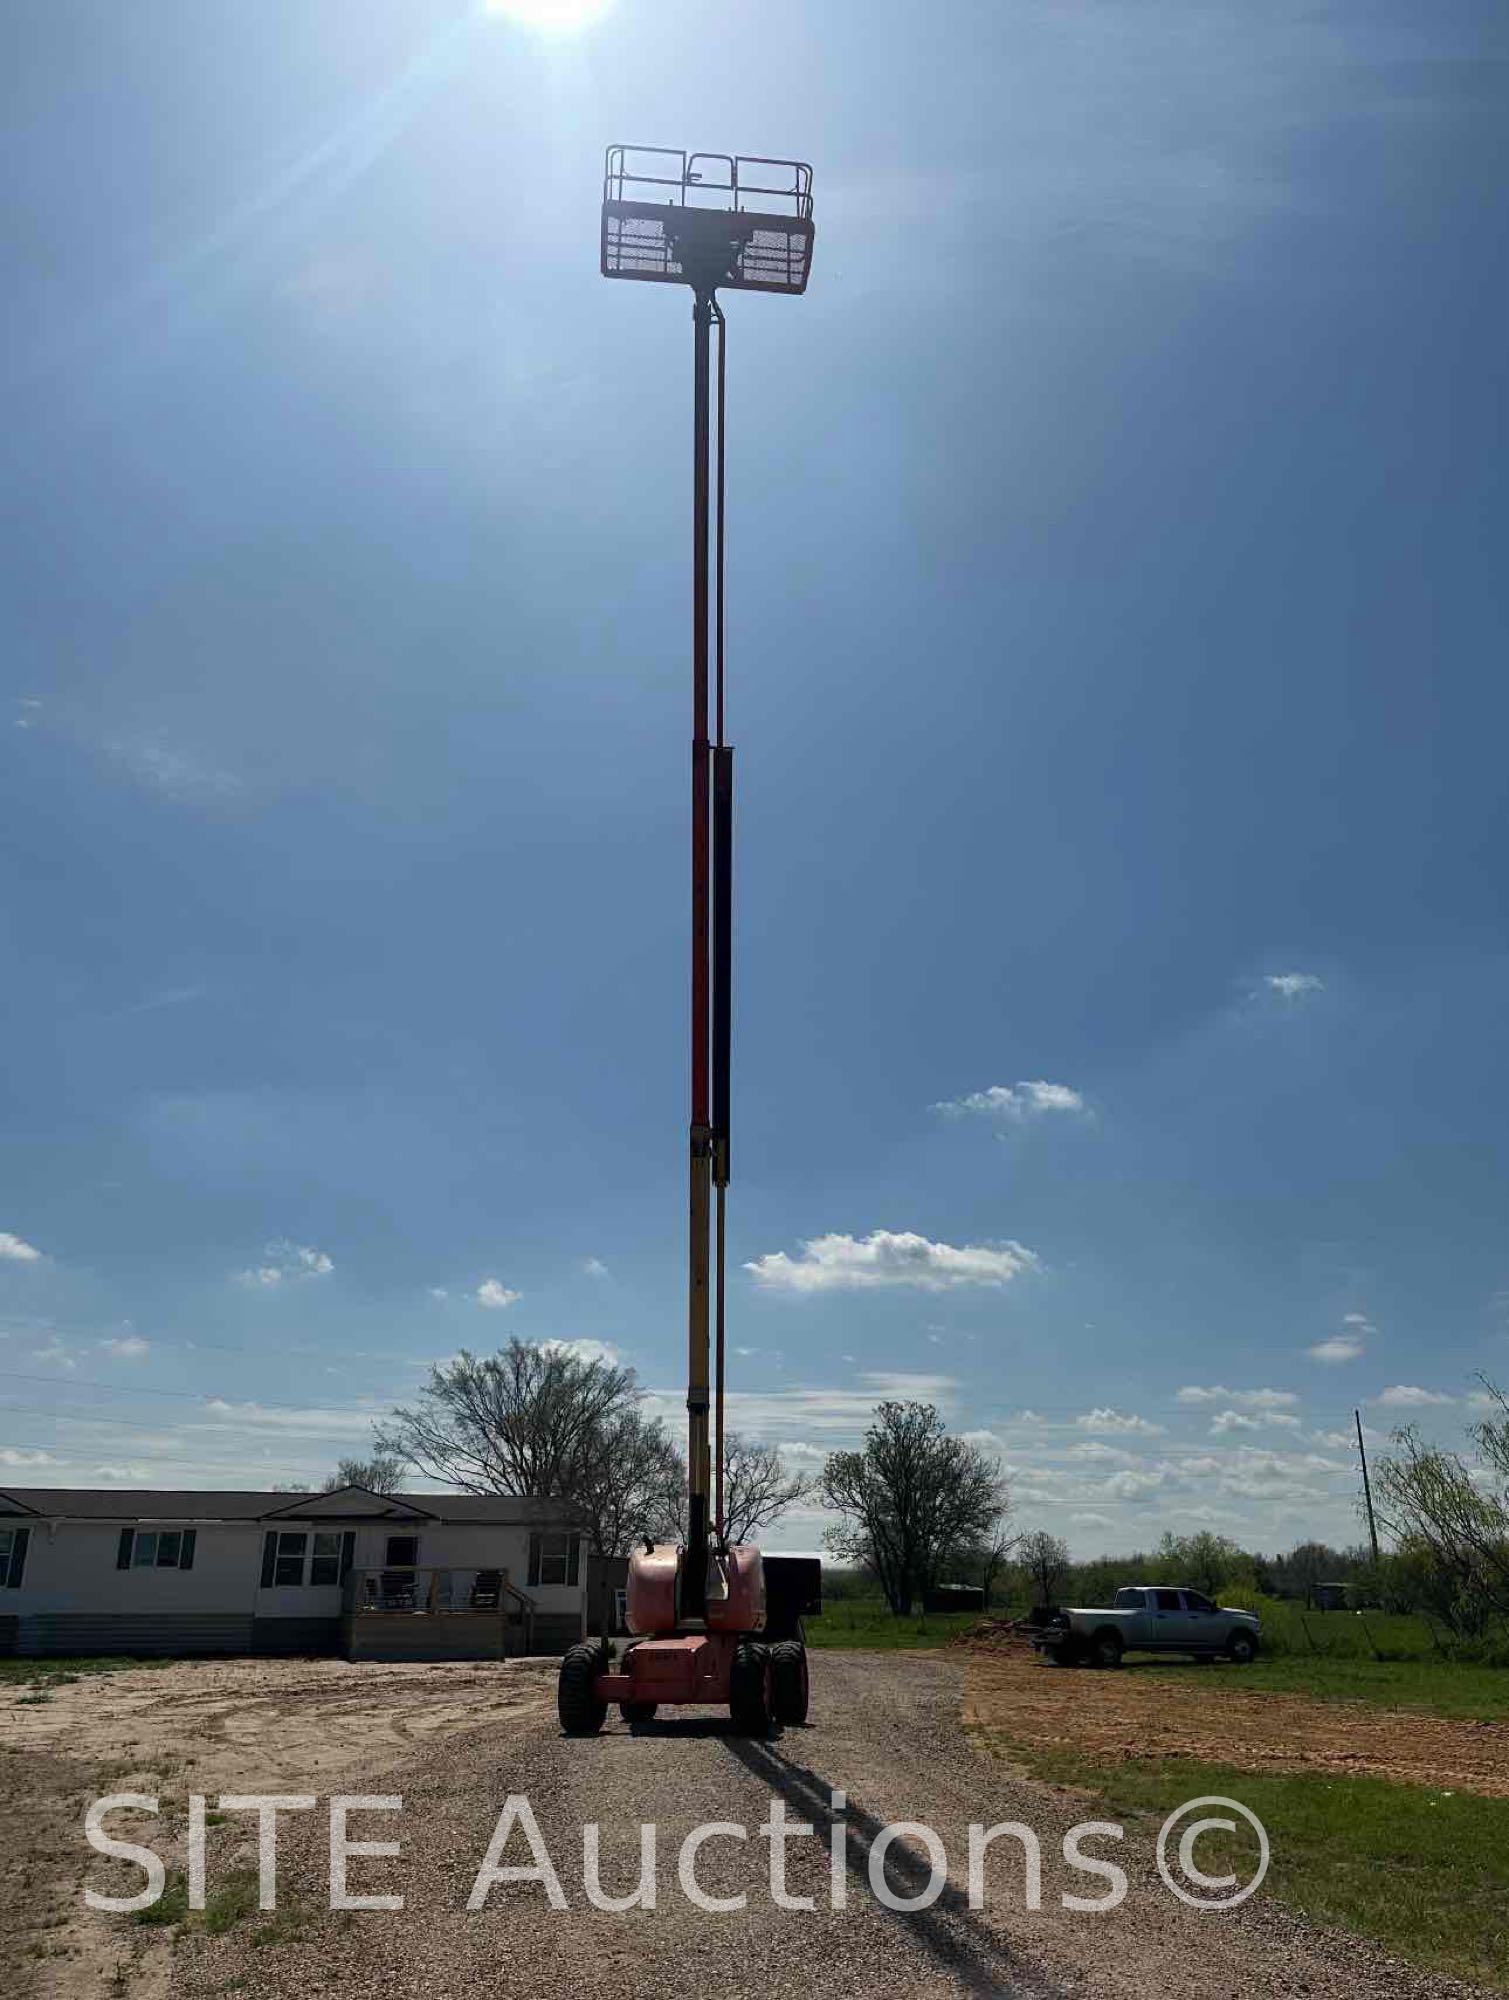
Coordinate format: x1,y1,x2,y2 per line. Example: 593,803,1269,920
722,1733,1054,1999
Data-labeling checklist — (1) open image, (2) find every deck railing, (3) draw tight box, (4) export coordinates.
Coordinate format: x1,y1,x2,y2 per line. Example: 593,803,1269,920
344,1566,534,1631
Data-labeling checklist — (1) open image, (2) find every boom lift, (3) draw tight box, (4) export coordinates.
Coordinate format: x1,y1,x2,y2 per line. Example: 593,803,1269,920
556,148,818,1737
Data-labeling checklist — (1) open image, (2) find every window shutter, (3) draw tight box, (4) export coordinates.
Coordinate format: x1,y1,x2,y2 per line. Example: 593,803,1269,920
7,1527,28,1588
339,1531,355,1580
116,1528,134,1570
526,1532,541,1588
260,1530,277,1587
565,1534,581,1587
179,1529,196,1572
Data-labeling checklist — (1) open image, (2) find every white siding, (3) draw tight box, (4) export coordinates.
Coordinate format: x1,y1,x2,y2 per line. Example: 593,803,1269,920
8,1515,584,1626
13,1519,264,1616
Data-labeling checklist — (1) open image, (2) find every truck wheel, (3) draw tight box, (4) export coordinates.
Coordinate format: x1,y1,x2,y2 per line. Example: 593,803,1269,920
1089,1630,1124,1670
558,1641,608,1736
619,1701,658,1725
1226,1630,1258,1665
770,1641,809,1725
729,1641,773,1736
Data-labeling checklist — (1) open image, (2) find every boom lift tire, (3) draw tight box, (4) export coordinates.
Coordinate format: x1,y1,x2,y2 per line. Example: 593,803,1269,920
729,1640,773,1735
769,1640,809,1725
558,1639,609,1736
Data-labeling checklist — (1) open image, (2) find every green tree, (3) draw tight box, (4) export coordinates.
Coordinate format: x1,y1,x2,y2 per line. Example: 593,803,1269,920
820,1401,1007,1615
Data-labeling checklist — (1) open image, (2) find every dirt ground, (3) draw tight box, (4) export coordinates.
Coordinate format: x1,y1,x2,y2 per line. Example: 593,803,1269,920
0,1656,557,2000
962,1644,1509,1797
4,1648,1499,2000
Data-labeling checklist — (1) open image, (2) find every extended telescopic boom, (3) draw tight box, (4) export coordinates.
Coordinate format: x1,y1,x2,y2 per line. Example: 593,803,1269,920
599,146,814,1618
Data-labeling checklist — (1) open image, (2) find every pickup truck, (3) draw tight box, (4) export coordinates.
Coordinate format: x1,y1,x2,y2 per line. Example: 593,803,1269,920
1030,1586,1260,1668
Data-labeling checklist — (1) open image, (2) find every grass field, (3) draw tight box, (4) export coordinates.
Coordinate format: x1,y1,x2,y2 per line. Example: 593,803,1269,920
990,1736,1509,1992
1142,1651,1509,1721
813,1586,1509,1720
806,1598,981,1650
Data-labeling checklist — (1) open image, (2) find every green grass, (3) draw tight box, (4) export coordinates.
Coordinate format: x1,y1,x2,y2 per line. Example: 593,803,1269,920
805,1598,981,1650
131,1868,307,1945
985,1733,1509,1992
1141,1652,1509,1721
0,1656,170,1687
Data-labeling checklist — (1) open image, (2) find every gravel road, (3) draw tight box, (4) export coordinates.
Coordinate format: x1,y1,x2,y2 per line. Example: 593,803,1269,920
171,1650,1482,2000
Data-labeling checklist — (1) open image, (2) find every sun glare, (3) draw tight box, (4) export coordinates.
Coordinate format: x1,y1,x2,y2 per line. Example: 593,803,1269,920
483,0,613,31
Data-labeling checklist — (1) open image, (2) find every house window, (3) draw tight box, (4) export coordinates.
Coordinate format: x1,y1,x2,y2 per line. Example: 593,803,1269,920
310,1533,342,1587
116,1528,196,1572
0,1527,29,1589
527,1531,580,1589
274,1532,307,1585
384,1535,419,1568
259,1528,353,1588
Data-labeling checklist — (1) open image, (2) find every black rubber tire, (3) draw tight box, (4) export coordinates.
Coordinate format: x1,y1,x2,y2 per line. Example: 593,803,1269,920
1226,1630,1258,1665
769,1640,809,1725
619,1700,658,1725
557,1640,608,1736
1047,1646,1077,1668
1090,1629,1124,1670
729,1640,773,1736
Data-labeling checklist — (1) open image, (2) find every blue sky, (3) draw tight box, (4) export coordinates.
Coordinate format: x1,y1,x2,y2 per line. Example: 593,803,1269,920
3,0,1506,1555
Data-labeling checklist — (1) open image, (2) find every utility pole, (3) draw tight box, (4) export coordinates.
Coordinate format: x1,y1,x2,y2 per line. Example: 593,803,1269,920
1355,1407,1381,1565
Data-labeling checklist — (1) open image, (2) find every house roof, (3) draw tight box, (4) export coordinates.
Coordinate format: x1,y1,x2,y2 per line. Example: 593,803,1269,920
0,1485,586,1527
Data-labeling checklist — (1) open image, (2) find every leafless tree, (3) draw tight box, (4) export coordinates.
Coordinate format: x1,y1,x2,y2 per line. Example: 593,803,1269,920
1373,1379,1509,1635
322,1453,405,1495
576,1408,684,1556
664,1434,814,1547
956,1526,1019,1609
820,1401,1008,1615
375,1339,680,1554
1018,1528,1070,1609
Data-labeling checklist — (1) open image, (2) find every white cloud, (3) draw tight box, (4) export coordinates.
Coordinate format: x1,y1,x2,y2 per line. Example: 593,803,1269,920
541,1337,619,1366
0,1232,42,1262
200,1398,376,1436
1308,1335,1364,1364
745,1230,1038,1294
1212,1407,1303,1434
30,1339,75,1370
99,1336,150,1361
109,736,243,804
1378,1384,1456,1408
862,1371,959,1399
1067,1440,1139,1464
428,1287,449,1301
0,1446,57,1468
475,1279,521,1310
932,1080,1085,1122
1104,1467,1169,1499
1075,1407,1166,1436
235,1241,334,1287
1177,1385,1299,1410
582,1257,609,1279
1265,972,1324,998
1343,1312,1374,1329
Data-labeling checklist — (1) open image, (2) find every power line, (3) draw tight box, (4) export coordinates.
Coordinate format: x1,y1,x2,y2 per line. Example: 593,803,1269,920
0,1398,377,1448
0,1367,402,1420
